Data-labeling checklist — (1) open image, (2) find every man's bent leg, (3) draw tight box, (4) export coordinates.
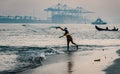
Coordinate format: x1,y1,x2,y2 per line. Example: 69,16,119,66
71,40,78,50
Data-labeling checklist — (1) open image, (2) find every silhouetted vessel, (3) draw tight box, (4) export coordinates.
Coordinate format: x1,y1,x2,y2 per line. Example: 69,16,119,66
92,18,107,25
95,26,118,31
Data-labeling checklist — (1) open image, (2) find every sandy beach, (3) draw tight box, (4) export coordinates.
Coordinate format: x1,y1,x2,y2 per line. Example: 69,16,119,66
17,46,119,74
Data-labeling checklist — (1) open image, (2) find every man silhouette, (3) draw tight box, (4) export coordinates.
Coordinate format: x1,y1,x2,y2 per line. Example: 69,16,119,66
56,27,78,51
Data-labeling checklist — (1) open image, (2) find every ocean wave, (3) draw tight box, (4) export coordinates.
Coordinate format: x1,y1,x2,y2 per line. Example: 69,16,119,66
0,45,66,73
0,44,119,73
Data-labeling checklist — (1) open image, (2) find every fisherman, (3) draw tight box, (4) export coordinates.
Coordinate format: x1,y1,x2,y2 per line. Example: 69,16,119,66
113,26,116,30
106,26,108,30
56,27,78,51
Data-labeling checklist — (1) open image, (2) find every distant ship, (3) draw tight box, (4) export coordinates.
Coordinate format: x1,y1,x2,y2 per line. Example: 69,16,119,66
92,18,107,25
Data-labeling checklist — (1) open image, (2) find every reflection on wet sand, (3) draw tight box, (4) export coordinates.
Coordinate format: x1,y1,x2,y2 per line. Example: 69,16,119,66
67,52,74,74
68,61,73,74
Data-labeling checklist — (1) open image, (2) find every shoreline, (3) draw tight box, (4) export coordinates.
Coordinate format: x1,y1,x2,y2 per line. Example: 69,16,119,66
16,46,119,74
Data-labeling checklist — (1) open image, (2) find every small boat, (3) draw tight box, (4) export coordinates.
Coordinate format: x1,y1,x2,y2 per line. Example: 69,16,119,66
95,26,118,31
92,18,107,25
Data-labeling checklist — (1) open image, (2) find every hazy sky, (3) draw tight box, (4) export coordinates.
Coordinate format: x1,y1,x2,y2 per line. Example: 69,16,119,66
0,0,120,24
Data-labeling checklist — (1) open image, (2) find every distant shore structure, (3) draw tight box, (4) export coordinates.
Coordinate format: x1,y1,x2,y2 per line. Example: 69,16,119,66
0,16,50,23
0,3,93,24
45,3,93,24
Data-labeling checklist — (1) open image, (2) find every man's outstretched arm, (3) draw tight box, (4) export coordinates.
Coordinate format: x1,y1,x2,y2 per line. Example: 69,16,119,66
59,35,64,38
59,32,66,38
56,27,64,31
56,26,65,38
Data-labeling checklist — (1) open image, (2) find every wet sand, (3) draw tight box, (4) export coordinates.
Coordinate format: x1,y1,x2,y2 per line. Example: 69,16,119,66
17,47,119,74
104,49,120,74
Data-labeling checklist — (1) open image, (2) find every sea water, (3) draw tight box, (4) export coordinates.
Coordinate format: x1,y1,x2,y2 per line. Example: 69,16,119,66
0,23,120,73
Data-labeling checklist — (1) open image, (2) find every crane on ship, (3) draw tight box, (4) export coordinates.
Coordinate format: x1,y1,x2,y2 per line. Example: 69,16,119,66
44,3,93,24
